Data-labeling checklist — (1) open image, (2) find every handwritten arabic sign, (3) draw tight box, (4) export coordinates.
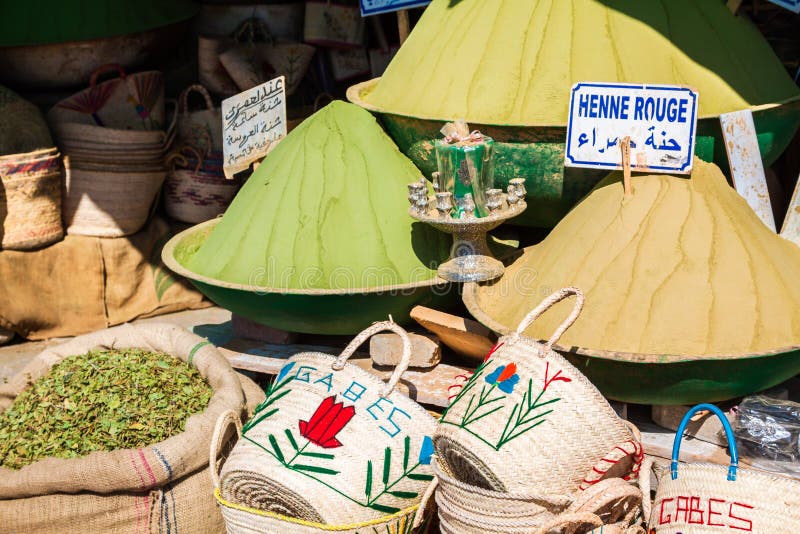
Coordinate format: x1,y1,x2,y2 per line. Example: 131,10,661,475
222,76,287,179
767,0,800,13
360,0,430,16
565,82,698,174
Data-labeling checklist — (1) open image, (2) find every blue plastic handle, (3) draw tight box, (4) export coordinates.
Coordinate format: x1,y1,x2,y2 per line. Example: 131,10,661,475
670,403,738,482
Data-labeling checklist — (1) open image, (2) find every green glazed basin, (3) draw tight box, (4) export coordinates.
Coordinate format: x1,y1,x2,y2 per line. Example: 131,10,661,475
162,219,457,335
348,79,800,228
463,283,800,405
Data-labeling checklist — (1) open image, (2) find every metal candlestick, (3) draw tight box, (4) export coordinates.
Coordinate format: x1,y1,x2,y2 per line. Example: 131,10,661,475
408,184,527,283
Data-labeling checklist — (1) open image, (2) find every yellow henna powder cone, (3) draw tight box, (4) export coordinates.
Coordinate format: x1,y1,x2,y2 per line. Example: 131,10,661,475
366,0,799,125
468,159,800,357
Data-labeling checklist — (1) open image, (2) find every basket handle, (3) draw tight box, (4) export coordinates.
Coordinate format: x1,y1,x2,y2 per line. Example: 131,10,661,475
179,84,215,114
514,287,584,355
209,409,243,489
332,319,411,398
90,63,127,88
671,403,738,481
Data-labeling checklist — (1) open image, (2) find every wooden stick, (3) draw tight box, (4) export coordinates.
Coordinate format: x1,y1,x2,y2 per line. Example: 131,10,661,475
726,0,742,14
621,136,632,196
397,9,410,45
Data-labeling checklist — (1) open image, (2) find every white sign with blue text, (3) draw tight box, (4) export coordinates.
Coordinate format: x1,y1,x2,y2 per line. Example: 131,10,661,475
565,82,699,174
767,0,800,13
360,0,431,16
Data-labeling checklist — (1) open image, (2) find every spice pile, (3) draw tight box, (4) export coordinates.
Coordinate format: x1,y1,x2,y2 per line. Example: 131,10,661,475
0,348,212,469
366,0,800,124
470,159,800,356
184,101,450,289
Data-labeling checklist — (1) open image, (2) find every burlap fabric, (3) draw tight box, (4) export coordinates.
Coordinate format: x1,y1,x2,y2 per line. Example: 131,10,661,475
435,288,640,495
642,403,800,533
0,323,258,533
0,216,208,340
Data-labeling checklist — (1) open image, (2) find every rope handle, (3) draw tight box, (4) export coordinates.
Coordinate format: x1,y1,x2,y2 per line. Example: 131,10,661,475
332,319,411,398
514,287,585,355
639,457,655,525
179,84,215,114
163,98,180,152
671,403,737,482
537,511,604,533
90,63,126,88
413,476,438,529
568,477,643,527
209,409,243,489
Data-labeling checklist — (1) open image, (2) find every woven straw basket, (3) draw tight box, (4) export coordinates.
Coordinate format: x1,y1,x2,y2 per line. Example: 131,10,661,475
218,321,438,526
164,167,238,223
434,287,641,495
63,163,166,237
211,410,434,534
0,148,63,250
643,403,800,533
434,456,645,534
178,84,222,153
47,64,165,131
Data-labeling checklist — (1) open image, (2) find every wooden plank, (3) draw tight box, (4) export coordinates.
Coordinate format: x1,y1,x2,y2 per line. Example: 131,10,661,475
410,305,494,361
219,343,468,408
720,109,776,231
780,171,800,246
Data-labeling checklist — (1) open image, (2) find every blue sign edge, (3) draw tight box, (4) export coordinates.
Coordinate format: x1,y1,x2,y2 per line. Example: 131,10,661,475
767,0,800,12
565,82,698,173
360,0,431,16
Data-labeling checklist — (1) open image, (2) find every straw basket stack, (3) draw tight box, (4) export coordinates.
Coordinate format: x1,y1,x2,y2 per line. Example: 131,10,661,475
433,288,646,533
0,147,64,250
164,85,239,224
47,64,172,237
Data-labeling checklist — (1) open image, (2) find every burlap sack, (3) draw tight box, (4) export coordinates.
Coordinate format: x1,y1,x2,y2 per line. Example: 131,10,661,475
0,216,208,340
0,323,263,534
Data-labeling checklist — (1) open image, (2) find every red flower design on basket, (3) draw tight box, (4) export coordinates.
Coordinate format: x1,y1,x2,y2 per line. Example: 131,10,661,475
298,396,355,449
543,361,571,392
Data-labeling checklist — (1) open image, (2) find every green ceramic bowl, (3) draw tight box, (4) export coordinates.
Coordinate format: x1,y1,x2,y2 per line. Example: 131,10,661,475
162,219,457,335
348,79,800,228
463,282,800,405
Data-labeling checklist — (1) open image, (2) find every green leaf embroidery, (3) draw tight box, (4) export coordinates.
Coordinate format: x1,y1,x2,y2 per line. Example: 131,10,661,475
387,490,418,499
291,464,339,475
285,428,298,451
243,408,278,433
268,434,284,463
301,451,335,460
365,460,373,498
369,503,401,515
382,447,391,485
407,473,434,481
402,436,410,471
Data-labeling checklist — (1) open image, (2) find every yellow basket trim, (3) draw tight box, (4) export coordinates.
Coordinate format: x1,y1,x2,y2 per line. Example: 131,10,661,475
214,487,419,530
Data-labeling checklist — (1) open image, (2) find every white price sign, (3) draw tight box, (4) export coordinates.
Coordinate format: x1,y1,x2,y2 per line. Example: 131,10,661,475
222,76,287,179
360,0,431,16
565,82,699,174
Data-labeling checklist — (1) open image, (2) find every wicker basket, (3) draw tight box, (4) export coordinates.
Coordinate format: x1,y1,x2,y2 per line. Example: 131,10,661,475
643,403,800,533
434,457,645,534
210,411,434,534
0,148,63,250
47,64,165,131
164,166,238,224
434,288,641,495
63,163,166,237
177,84,222,153
218,321,438,526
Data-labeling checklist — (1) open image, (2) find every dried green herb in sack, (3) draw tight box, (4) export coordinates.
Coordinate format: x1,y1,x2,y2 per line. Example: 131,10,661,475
0,348,212,469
